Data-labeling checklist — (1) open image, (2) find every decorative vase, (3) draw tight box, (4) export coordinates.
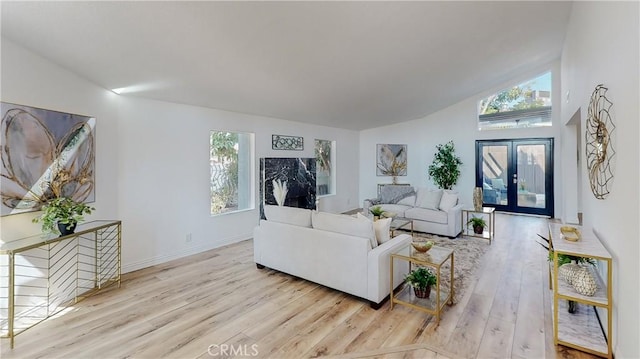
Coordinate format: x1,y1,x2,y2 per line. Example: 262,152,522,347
473,187,483,211
572,266,598,296
558,263,581,285
57,221,77,237
373,216,380,221
413,286,431,299
473,225,484,235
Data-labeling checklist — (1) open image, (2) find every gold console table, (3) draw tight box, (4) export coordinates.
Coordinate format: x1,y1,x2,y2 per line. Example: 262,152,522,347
0,220,121,348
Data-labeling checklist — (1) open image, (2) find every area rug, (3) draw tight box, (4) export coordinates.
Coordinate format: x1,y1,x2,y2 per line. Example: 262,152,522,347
397,230,490,304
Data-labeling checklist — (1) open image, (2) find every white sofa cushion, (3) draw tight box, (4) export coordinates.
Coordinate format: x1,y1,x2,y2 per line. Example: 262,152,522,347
439,191,459,212
405,207,448,224
264,205,312,227
416,188,443,210
312,211,376,246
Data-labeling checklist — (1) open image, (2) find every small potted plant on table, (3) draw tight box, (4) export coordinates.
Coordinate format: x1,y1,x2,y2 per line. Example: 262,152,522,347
32,197,95,236
467,216,487,235
405,267,438,299
369,205,385,221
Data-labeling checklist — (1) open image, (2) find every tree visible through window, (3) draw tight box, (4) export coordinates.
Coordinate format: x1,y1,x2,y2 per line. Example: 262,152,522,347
478,72,552,130
210,131,254,215
315,139,335,196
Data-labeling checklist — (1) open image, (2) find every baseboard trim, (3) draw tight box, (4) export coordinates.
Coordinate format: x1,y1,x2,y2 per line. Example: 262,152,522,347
122,233,251,273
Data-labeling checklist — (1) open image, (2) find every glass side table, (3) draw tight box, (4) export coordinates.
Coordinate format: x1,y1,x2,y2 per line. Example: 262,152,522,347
461,207,495,244
390,217,413,237
390,244,454,325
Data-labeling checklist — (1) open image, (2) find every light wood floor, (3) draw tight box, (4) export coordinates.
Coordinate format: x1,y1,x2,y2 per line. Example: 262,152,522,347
0,213,600,358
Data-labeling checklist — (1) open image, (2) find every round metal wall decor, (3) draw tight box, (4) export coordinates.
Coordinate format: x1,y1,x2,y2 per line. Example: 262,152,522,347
585,84,615,199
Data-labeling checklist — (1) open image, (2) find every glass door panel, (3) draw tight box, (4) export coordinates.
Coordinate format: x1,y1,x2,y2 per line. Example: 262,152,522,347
516,144,546,209
480,144,509,206
476,139,553,217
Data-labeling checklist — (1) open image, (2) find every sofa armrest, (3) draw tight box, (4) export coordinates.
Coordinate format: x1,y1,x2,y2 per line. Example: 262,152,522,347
366,233,412,303
447,203,464,236
363,198,379,214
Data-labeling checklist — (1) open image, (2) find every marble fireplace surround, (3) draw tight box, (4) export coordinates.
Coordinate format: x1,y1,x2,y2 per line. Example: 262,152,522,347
260,157,316,219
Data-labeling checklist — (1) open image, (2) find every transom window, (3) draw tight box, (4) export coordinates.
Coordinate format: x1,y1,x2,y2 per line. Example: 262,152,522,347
478,72,552,130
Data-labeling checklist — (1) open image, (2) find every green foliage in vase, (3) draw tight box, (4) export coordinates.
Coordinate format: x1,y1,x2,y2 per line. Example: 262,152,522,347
547,251,596,267
428,141,462,190
466,216,487,229
369,205,384,217
405,267,437,290
32,197,95,234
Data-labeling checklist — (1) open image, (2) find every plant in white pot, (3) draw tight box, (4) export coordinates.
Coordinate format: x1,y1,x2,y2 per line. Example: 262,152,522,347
405,267,437,299
32,197,95,236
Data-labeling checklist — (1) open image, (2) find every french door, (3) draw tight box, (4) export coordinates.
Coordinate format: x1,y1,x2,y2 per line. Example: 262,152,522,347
475,138,554,217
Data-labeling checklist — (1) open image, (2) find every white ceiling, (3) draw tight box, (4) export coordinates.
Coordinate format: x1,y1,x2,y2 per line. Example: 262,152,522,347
1,1,572,130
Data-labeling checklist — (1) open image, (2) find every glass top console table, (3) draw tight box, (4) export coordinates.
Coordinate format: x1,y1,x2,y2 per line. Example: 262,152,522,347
0,220,122,348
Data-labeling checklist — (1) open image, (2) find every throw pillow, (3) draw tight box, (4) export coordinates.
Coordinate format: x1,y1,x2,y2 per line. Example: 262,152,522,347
312,211,376,247
397,195,416,206
264,205,312,227
416,188,443,210
357,213,391,245
439,191,459,212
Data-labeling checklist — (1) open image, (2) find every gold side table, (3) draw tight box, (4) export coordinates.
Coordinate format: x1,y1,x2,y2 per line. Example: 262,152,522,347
461,207,495,244
390,245,454,325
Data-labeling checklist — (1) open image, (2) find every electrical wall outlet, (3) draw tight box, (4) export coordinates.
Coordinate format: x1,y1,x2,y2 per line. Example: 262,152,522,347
186,233,192,243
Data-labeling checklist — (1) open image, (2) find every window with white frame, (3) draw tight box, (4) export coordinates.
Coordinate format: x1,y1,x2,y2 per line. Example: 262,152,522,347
478,72,552,130
210,131,254,215
314,139,336,196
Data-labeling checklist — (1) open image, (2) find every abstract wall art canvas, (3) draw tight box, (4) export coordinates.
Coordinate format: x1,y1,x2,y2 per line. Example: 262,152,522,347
376,144,407,177
0,102,96,216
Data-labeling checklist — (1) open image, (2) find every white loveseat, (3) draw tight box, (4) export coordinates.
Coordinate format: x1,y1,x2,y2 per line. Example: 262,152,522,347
364,185,463,237
253,205,411,308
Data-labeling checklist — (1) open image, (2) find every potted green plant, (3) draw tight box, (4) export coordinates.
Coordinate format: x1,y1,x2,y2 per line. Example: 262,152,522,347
405,267,437,299
428,141,463,190
32,197,95,236
369,205,384,220
467,216,487,235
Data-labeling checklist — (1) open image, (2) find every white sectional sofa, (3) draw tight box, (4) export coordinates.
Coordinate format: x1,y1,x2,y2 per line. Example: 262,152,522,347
364,185,463,237
253,205,412,308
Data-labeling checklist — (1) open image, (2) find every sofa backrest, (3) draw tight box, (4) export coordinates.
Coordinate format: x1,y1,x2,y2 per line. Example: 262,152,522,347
414,187,459,212
264,205,312,227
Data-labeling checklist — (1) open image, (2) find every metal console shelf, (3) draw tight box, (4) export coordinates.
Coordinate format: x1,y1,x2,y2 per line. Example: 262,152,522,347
548,222,612,358
0,220,121,348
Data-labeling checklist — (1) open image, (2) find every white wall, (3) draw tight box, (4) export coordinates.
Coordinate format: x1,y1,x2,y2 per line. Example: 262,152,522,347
0,38,120,240
117,97,359,272
0,38,360,273
560,2,639,357
359,61,563,218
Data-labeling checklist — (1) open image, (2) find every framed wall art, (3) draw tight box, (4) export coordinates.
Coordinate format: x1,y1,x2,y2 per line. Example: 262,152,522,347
376,144,407,179
0,102,96,216
272,134,303,151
